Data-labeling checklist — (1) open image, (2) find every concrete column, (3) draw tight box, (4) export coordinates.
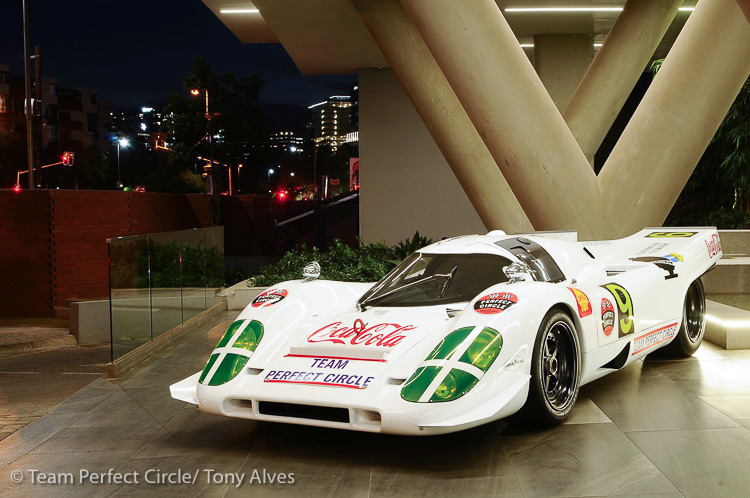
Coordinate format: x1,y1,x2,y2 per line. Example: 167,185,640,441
737,0,750,23
564,0,682,164
401,0,604,238
599,0,750,237
534,35,593,112
352,0,532,234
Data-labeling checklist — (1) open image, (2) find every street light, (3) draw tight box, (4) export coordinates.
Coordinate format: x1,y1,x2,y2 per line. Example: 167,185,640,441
116,138,129,188
268,168,274,186
190,87,214,196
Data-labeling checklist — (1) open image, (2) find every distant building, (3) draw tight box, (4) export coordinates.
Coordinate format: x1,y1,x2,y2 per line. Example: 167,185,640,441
0,64,112,153
308,95,354,151
111,107,165,149
269,130,305,153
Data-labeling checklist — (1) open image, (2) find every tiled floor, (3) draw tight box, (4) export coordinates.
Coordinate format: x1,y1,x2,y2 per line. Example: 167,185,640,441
0,344,110,441
2,311,750,497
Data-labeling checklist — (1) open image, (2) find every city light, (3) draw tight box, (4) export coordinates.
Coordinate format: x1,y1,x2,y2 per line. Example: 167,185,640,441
289,146,297,152
12,184,21,193
119,138,130,147
268,169,274,174
290,172,295,177
190,89,201,96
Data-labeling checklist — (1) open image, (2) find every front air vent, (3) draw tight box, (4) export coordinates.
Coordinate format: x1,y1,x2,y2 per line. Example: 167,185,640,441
258,401,350,424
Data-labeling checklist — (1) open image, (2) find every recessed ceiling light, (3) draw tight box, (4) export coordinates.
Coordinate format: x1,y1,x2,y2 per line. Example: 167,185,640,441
505,6,694,13
519,42,605,48
220,8,259,14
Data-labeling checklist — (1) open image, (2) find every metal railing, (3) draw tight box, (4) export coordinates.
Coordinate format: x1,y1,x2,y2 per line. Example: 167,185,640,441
107,227,224,362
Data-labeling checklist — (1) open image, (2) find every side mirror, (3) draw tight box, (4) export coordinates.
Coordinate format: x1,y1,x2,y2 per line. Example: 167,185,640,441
503,262,531,284
303,261,321,281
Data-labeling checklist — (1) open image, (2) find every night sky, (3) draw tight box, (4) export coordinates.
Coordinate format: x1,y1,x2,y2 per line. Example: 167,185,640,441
0,0,357,129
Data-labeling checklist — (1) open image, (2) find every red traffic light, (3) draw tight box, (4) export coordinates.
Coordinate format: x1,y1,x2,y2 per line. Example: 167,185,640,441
12,184,21,193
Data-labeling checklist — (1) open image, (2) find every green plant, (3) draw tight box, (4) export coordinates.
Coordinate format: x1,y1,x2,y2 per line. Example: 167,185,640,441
133,242,224,288
248,233,436,287
393,231,435,261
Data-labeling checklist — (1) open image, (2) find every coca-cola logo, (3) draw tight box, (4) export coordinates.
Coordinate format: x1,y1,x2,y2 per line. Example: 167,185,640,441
251,288,288,308
601,298,615,337
705,234,722,259
307,321,417,348
474,293,518,315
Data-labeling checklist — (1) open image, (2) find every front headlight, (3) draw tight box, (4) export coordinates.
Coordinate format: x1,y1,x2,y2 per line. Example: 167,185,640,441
402,326,502,402
199,319,264,386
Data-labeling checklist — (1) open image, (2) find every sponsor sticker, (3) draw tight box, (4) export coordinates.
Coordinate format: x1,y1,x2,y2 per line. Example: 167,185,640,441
251,288,288,308
629,255,679,280
307,321,417,348
602,283,635,337
705,233,722,258
567,288,593,318
264,357,375,389
631,322,679,355
474,293,518,315
645,231,697,238
601,298,615,336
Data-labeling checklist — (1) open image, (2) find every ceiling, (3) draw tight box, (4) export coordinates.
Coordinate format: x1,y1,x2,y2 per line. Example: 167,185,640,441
202,0,699,74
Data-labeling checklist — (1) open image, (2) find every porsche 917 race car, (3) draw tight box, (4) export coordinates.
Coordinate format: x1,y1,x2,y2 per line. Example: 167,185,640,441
171,228,722,435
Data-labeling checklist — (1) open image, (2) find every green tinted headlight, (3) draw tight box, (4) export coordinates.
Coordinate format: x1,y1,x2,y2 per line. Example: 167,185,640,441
401,326,502,403
459,327,502,372
430,369,479,402
200,319,264,386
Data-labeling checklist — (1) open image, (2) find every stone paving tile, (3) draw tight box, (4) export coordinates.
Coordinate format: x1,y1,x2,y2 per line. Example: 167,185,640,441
0,450,135,498
500,423,678,497
1,309,749,496
628,428,750,498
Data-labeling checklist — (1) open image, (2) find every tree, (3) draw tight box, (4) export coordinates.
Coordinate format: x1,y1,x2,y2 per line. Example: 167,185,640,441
164,57,265,194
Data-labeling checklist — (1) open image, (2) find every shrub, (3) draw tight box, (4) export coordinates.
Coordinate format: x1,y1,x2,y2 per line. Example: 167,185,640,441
249,231,435,287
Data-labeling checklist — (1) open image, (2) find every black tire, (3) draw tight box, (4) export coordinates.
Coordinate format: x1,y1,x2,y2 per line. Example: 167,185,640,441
522,309,581,424
660,278,706,357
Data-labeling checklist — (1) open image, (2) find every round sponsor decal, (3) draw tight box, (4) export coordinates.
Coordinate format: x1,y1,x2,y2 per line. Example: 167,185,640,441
474,292,518,315
601,298,615,336
251,288,288,308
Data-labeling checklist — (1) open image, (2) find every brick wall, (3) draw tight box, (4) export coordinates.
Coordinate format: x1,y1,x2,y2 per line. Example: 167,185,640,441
0,190,212,317
0,191,54,316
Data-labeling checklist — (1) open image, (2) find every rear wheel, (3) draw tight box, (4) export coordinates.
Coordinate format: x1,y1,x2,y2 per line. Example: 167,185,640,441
661,278,706,357
522,309,581,424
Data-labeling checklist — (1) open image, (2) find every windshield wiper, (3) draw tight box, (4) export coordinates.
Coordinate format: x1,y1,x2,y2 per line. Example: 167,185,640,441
439,266,458,298
359,268,457,310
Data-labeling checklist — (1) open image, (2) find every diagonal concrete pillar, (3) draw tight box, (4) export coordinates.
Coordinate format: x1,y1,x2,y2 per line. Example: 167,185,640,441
599,0,750,237
737,0,750,23
351,0,532,234
401,0,604,239
564,0,682,165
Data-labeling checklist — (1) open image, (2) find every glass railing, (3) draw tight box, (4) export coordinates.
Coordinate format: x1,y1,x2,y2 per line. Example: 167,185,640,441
107,227,224,362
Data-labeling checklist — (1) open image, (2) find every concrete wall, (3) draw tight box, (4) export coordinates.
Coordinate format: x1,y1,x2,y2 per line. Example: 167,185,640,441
358,68,485,245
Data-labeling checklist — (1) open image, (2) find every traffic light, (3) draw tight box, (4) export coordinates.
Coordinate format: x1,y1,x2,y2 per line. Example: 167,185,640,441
62,152,75,166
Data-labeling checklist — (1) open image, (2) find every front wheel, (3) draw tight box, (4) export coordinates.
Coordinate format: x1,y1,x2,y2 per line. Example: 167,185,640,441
661,278,706,357
522,309,581,424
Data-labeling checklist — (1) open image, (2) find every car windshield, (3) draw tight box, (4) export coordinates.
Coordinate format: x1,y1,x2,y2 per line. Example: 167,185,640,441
358,252,513,308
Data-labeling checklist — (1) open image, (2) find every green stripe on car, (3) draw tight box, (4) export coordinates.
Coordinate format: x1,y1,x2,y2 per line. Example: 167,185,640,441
402,326,502,403
216,320,245,348
208,354,250,386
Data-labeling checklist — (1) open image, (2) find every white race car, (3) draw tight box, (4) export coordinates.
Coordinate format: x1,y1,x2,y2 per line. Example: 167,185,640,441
171,228,722,435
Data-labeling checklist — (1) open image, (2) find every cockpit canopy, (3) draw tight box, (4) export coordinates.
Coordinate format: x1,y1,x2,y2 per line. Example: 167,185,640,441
358,252,513,308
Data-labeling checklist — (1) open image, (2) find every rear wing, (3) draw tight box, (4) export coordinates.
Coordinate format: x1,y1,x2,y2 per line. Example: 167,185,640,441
585,227,722,267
